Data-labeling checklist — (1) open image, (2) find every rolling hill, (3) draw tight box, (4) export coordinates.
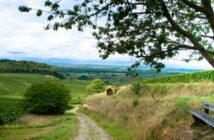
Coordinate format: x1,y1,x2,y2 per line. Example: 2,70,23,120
0,59,64,79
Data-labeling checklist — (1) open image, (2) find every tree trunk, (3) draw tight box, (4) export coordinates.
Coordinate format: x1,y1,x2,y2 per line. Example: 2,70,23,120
198,49,214,68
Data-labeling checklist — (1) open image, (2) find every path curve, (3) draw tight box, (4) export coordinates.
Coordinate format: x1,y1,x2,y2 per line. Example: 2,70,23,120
74,112,111,140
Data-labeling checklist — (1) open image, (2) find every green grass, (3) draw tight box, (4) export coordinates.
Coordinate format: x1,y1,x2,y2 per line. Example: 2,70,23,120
0,114,78,140
80,108,133,140
0,98,22,112
0,73,89,104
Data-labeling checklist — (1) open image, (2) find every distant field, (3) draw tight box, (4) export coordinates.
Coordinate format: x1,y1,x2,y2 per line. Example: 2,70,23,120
143,70,214,83
58,66,195,84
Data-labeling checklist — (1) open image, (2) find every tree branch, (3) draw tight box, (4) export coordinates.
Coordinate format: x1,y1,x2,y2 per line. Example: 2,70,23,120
182,0,205,13
202,0,214,36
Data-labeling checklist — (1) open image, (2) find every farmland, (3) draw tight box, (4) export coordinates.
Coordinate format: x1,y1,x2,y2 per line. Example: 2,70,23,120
58,65,199,84
143,70,214,83
0,73,89,104
0,68,213,140
0,73,88,140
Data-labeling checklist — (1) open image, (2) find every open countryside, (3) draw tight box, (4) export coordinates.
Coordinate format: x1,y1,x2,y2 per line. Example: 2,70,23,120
0,61,214,139
1,0,214,140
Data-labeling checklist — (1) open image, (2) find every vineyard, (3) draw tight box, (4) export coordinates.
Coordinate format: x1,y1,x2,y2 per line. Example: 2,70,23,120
143,70,214,83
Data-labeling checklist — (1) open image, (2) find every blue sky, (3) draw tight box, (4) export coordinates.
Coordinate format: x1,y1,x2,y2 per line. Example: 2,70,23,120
0,0,212,69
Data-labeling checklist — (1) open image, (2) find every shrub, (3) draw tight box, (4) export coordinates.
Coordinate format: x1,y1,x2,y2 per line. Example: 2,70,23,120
23,81,71,114
132,99,139,107
0,110,21,125
131,81,142,95
0,117,4,127
86,79,105,94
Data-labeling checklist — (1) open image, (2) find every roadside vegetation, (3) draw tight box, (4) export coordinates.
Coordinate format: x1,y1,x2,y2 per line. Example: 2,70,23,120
81,70,214,140
0,113,78,140
80,108,133,140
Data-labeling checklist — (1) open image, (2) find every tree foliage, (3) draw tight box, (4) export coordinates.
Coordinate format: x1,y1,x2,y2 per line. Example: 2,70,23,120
131,81,142,95
0,110,21,125
23,81,71,114
86,79,105,93
0,59,65,79
19,0,214,71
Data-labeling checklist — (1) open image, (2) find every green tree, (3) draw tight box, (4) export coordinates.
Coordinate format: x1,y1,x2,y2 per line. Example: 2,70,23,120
131,81,142,95
23,81,71,114
86,79,105,93
19,0,214,71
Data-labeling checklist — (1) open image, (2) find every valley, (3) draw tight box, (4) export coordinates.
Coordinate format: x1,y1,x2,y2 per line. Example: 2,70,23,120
0,61,213,140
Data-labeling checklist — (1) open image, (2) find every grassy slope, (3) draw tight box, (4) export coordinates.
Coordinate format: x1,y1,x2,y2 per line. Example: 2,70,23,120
0,73,89,140
81,70,214,140
0,114,78,140
0,73,89,103
143,70,214,83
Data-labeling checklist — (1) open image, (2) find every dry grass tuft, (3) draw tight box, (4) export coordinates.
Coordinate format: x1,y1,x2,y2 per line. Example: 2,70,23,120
17,114,64,126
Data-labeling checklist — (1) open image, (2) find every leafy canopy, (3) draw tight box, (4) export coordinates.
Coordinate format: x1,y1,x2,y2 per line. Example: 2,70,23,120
86,79,105,93
23,81,71,114
19,0,214,71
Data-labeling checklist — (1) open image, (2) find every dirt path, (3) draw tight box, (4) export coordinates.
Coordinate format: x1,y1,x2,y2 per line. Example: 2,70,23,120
74,112,111,140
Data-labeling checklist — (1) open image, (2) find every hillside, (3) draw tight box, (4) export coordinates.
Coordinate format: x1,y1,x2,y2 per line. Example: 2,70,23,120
0,59,64,79
0,73,89,139
81,70,214,140
0,73,89,103
144,70,214,83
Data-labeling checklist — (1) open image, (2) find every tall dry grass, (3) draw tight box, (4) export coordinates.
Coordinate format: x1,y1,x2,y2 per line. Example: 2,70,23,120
82,82,214,140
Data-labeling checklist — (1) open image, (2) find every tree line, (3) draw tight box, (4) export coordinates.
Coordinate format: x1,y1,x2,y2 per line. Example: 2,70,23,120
0,59,65,79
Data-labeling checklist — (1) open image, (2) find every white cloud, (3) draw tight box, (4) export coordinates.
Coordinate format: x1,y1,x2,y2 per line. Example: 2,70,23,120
0,0,213,69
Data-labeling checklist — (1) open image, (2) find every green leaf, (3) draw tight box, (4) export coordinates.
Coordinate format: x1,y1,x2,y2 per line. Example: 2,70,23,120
51,3,59,10
45,0,52,7
18,6,31,12
47,15,54,21
53,22,60,30
36,10,42,16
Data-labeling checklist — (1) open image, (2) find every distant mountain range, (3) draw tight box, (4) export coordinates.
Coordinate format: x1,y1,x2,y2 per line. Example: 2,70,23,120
0,57,205,73
0,57,132,66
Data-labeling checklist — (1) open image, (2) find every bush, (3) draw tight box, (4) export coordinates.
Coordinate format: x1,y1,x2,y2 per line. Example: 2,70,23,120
131,81,142,95
0,110,21,124
132,99,139,107
86,79,105,94
23,81,71,114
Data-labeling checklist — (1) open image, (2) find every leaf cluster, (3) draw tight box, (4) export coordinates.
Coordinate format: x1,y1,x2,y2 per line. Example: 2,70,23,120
19,0,214,70
86,79,105,94
23,81,71,114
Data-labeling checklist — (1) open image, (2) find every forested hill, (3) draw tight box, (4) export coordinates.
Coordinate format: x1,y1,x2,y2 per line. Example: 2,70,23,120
0,59,64,79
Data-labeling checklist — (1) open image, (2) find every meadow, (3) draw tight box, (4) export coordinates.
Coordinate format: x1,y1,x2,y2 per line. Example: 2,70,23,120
0,73,89,140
